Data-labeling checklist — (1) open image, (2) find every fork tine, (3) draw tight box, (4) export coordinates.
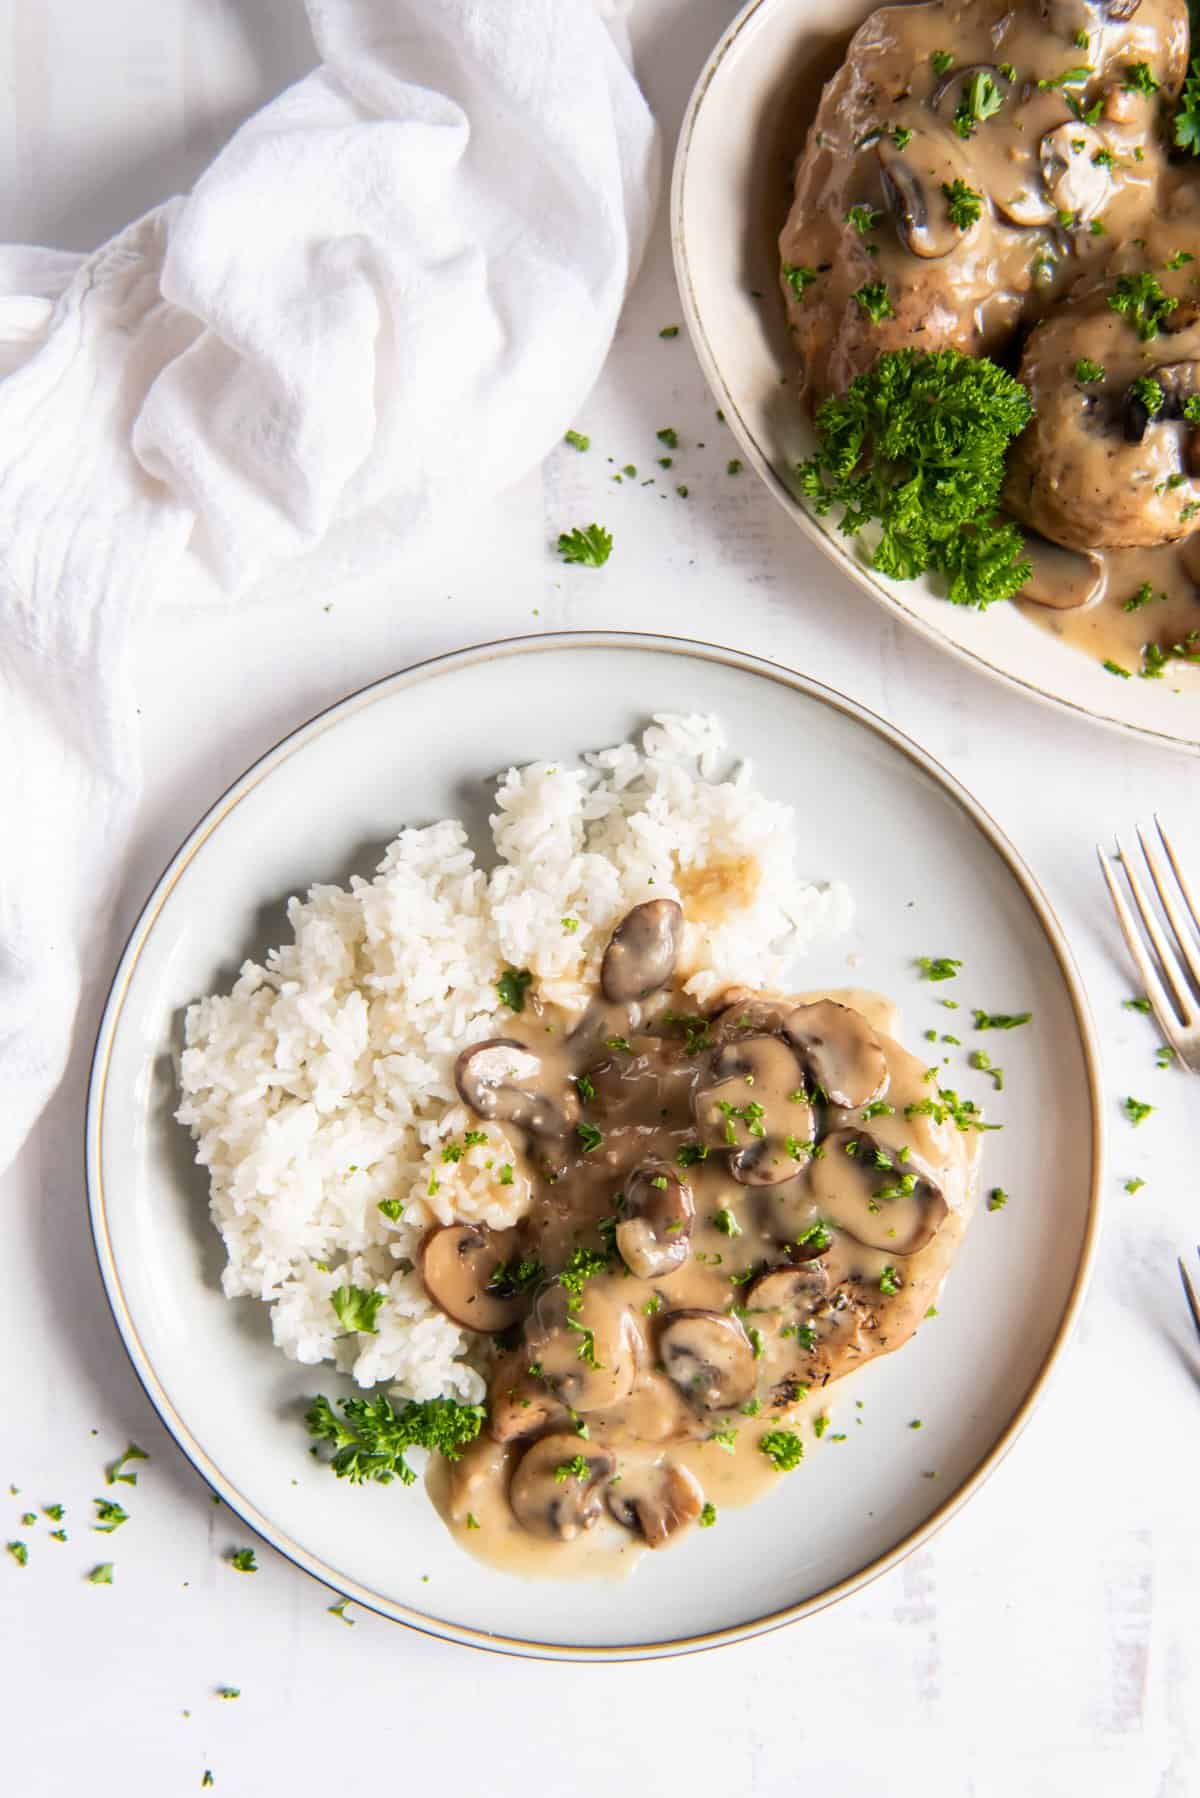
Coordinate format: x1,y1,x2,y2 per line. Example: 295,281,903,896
1137,826,1200,1004
1097,848,1186,1043
1180,1254,1200,1345
1155,816,1200,946
1115,837,1194,1022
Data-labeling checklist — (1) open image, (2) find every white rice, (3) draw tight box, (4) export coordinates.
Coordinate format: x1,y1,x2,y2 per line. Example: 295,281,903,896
176,714,853,1403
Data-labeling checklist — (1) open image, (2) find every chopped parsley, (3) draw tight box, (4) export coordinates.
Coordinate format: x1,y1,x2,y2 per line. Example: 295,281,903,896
106,1444,148,1487
574,1072,596,1104
87,1562,114,1584
785,1134,817,1160
1104,659,1132,679
952,68,1006,137
228,1549,257,1573
564,430,590,452
1124,996,1153,1013
942,179,983,230
846,203,884,234
378,1198,404,1221
305,1393,485,1485
987,1188,1009,1212
797,349,1033,609
918,956,962,981
7,1541,28,1566
783,264,819,302
44,1504,64,1522
1123,1096,1154,1126
217,1689,240,1702
559,1247,609,1311
659,324,680,338
328,1598,355,1625
643,1293,664,1316
1130,374,1165,418
813,1413,829,1439
1108,272,1176,342
972,1009,1031,1030
605,1034,632,1053
970,1049,1004,1092
566,1318,603,1368
1156,1045,1175,1069
714,1207,742,1237
553,1455,592,1485
92,1499,129,1533
699,1502,718,1528
487,1254,544,1299
1073,358,1105,385
557,524,612,567
1037,65,1093,90
795,1219,833,1253
1124,1177,1146,1194
676,1141,709,1168
727,458,743,476
879,1265,902,1296
330,1284,384,1335
708,1426,738,1453
1123,582,1160,612
860,1100,895,1120
930,49,954,76
760,1429,804,1471
576,1121,603,1154
656,427,679,448
854,281,894,323
495,966,533,1011
1122,62,1160,96
1168,250,1196,271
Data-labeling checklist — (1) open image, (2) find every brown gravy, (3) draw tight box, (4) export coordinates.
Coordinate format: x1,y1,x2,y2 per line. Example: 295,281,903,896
421,905,982,1579
779,0,1200,683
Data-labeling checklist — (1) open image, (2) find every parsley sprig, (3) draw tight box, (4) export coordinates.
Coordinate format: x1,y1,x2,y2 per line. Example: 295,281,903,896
305,1394,485,1486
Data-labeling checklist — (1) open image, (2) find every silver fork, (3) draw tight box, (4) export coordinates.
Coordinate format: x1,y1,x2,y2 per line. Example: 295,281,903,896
1097,818,1200,1074
1180,1250,1200,1346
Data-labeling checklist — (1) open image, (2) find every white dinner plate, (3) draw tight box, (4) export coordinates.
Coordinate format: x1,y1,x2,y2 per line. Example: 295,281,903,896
671,0,1200,754
87,633,1103,1660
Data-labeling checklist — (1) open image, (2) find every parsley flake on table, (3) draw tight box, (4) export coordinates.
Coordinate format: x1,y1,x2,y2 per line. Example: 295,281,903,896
658,324,680,338
495,966,532,1011
305,1393,485,1485
87,1562,114,1585
1124,1096,1154,1125
228,1548,257,1573
202,1775,215,1789
556,523,612,567
987,1188,1009,1211
1156,1045,1175,1069
106,1443,148,1487
328,1597,355,1626
563,429,589,452
217,1689,240,1702
1124,1176,1146,1194
760,1429,805,1471
797,350,1033,609
7,1541,28,1566
92,1499,129,1533
656,427,679,448
329,1284,384,1335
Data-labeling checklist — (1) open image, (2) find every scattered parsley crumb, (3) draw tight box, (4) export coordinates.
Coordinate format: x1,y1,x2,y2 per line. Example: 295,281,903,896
1124,1176,1146,1194
106,1444,148,1487
658,324,680,338
556,523,612,568
228,1548,257,1573
564,429,590,452
1124,1096,1154,1125
328,1597,354,1625
7,1541,28,1567
87,1562,114,1585
699,1502,717,1528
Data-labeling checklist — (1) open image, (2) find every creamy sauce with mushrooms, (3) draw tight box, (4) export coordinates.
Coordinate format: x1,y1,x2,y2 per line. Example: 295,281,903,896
780,0,1200,680
422,905,981,1578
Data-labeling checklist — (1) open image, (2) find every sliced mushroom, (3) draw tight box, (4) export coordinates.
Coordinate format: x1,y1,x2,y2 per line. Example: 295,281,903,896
616,1160,695,1279
878,134,977,260
487,1348,572,1443
508,1433,616,1541
658,1309,757,1410
606,1460,704,1548
600,900,683,1003
524,1284,640,1412
708,995,793,1043
1016,529,1105,611
421,1225,523,1333
1039,0,1141,23
1123,363,1200,442
1038,125,1114,228
809,1128,948,1255
745,1265,829,1311
454,1038,578,1139
783,1000,888,1109
693,1035,815,1186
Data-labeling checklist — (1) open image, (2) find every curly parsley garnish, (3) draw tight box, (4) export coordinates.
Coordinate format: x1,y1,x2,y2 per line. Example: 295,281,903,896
330,1284,384,1335
305,1393,485,1485
1073,358,1105,386
854,281,894,323
783,264,819,302
942,180,982,230
228,1548,257,1573
952,68,1006,138
496,966,533,1011
1123,1096,1154,1126
797,349,1033,610
846,203,884,235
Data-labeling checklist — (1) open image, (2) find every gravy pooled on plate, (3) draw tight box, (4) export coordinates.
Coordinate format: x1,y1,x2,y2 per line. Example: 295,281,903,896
421,900,979,1575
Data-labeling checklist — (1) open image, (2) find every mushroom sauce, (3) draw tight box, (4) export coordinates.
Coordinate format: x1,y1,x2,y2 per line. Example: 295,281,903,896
780,0,1200,682
421,900,979,1576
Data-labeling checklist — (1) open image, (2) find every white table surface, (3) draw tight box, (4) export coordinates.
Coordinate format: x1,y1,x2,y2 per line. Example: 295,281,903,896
2,3,1199,1793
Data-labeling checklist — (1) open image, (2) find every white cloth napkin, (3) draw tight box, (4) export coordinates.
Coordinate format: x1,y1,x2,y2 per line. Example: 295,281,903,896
0,0,658,1173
